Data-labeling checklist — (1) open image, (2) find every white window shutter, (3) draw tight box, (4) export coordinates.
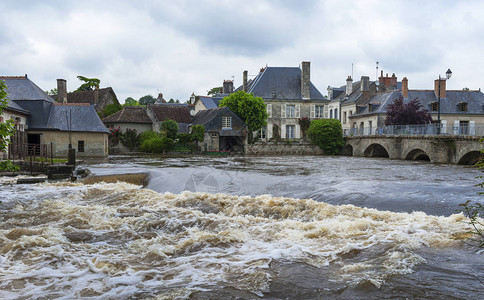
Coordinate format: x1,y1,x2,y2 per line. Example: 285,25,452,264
310,105,315,118
267,104,272,118
295,125,301,139
454,120,459,134
470,120,476,135
441,120,447,134
281,104,286,118
267,123,273,139
281,125,286,138
295,104,300,118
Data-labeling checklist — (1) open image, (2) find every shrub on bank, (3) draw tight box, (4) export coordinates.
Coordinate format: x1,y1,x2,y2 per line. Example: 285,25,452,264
307,119,344,155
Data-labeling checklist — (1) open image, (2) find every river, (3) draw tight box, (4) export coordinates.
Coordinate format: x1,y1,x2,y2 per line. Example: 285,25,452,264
1,155,483,299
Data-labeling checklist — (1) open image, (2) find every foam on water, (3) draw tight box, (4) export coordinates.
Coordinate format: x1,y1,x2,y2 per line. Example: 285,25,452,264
0,180,477,298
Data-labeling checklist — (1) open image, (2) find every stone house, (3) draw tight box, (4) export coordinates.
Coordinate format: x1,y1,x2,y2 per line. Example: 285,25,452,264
54,79,120,113
1,75,109,158
146,103,194,133
191,107,247,152
329,72,484,135
238,61,328,140
0,91,30,159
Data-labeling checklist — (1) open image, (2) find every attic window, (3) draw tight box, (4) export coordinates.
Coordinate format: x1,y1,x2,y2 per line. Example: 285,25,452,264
458,102,468,112
222,116,232,129
271,90,276,98
430,102,439,112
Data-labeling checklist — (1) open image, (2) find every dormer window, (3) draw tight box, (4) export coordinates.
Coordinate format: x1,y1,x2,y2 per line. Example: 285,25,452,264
271,90,276,98
430,102,439,112
458,102,468,112
222,116,232,129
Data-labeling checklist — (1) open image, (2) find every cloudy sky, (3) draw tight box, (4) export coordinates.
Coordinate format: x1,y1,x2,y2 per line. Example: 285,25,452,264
1,0,483,103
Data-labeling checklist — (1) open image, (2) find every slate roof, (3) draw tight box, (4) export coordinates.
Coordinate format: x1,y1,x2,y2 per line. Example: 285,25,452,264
5,99,30,115
2,75,108,133
46,104,109,132
242,67,327,101
351,90,484,116
102,106,152,124
149,104,192,123
197,96,222,109
1,75,55,102
192,107,246,135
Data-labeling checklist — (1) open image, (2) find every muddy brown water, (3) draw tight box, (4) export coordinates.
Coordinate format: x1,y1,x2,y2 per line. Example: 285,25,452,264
0,155,483,299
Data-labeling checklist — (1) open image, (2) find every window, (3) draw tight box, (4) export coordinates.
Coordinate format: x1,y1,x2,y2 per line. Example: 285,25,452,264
286,125,295,139
329,109,333,119
431,102,439,111
222,116,232,129
459,103,468,112
266,104,272,118
286,105,295,118
343,112,347,124
459,120,469,134
315,105,324,118
334,108,338,120
78,140,85,152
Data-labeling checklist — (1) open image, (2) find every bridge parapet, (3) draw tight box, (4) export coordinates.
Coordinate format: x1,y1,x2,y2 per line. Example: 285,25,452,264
344,135,483,165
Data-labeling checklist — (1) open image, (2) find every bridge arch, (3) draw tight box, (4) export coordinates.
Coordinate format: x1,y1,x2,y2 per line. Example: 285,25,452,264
458,151,483,165
363,143,389,158
341,144,353,156
405,149,431,162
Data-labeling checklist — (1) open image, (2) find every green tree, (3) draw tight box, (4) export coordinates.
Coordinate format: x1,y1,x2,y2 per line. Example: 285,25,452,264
191,124,205,151
120,128,140,152
99,103,123,119
124,97,139,106
307,119,344,155
208,87,222,96
45,88,58,96
0,80,18,171
139,95,156,105
161,119,179,139
219,90,268,132
76,76,100,91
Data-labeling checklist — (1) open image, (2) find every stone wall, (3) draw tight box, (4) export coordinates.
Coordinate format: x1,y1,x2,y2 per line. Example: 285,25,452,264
245,142,323,155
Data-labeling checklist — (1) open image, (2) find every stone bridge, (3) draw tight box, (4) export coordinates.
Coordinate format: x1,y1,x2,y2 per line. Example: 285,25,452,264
343,135,483,165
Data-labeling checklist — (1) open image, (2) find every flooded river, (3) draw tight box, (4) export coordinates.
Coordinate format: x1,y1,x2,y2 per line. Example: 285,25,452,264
1,155,483,299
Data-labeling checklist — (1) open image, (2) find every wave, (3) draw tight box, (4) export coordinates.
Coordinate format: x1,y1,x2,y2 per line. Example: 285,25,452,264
0,180,474,298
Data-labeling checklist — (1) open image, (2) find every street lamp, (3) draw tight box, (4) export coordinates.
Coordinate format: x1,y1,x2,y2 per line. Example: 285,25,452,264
437,68,452,134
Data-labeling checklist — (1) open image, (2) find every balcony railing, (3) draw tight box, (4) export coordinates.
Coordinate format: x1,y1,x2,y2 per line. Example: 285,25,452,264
344,124,484,137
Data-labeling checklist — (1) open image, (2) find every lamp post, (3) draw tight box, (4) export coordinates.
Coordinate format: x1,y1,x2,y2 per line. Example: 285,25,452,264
437,68,452,134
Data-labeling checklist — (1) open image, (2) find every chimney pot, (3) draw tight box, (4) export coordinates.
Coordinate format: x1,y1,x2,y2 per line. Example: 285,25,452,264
402,77,408,98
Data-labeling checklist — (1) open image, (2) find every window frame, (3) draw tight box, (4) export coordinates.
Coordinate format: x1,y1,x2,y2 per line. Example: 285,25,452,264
286,125,295,139
222,116,232,129
78,140,85,153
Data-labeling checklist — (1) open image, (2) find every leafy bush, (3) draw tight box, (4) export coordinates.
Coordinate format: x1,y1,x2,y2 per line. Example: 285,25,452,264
99,103,123,119
139,131,159,145
161,119,179,139
385,96,432,125
298,117,311,138
120,128,139,152
307,119,344,155
219,90,268,132
139,136,174,153
191,125,205,142
108,127,122,147
177,133,192,144
458,200,484,248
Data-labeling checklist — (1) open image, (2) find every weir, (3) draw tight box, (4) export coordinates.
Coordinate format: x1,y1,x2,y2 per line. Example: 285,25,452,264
345,135,483,165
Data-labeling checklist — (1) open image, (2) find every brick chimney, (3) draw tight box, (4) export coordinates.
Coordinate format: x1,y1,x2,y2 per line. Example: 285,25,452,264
346,76,353,96
378,71,398,91
93,86,99,105
223,80,234,94
434,78,447,98
57,79,67,103
361,76,370,101
402,77,408,98
243,70,248,92
301,61,311,99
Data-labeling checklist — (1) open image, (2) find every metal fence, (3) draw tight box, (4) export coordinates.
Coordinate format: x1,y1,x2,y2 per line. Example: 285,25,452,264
8,143,51,163
344,124,484,137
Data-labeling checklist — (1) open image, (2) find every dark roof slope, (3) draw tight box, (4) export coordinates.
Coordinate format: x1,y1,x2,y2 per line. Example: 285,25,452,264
62,87,117,104
192,107,246,134
149,104,192,123
245,67,326,101
103,106,152,124
198,96,223,109
1,75,55,102
46,103,109,132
